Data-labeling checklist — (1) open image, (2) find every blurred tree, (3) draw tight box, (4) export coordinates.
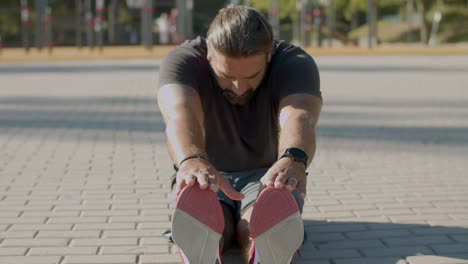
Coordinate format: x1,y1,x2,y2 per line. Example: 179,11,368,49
0,0,21,43
250,0,297,21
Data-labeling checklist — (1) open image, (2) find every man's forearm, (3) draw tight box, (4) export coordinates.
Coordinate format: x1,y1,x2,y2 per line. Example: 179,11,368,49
165,117,206,167
278,111,317,167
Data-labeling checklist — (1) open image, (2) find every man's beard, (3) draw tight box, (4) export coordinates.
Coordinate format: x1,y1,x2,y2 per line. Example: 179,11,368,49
222,89,256,105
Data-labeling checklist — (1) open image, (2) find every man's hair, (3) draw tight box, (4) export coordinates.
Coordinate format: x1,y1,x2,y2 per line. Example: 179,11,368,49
206,4,274,57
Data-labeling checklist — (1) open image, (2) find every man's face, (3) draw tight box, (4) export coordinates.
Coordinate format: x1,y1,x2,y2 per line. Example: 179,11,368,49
208,48,270,105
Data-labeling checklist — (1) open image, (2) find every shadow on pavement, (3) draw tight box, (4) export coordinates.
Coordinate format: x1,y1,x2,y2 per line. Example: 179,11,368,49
222,220,468,264
318,98,468,146
0,96,166,143
1,96,468,147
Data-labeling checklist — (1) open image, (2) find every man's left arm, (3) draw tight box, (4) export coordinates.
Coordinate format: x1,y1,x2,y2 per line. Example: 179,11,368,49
261,93,322,197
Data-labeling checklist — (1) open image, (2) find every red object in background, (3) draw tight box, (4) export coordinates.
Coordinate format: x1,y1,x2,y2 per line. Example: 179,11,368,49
313,7,322,17
21,6,32,25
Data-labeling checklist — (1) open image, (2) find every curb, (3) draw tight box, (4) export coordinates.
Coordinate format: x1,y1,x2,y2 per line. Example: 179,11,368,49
1,45,468,63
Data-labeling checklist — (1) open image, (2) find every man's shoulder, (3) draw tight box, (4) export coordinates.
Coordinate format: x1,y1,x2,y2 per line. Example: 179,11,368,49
173,36,207,56
162,37,208,67
274,40,307,56
272,41,315,66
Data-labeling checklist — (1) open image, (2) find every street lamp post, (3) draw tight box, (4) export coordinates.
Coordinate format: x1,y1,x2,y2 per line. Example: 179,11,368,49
21,0,31,51
85,0,93,48
367,0,376,48
327,0,334,47
313,5,324,47
295,0,302,45
76,0,83,48
95,0,104,50
186,0,193,40
108,0,118,44
176,0,193,42
141,0,153,49
34,0,46,50
44,6,53,53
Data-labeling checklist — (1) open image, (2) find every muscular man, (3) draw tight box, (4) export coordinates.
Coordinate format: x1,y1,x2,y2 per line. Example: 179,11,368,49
157,4,322,264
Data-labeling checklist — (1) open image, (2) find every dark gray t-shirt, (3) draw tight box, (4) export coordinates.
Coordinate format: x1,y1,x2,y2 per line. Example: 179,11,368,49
158,37,321,172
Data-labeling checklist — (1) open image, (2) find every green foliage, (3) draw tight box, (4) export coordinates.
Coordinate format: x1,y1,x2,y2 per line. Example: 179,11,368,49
250,0,297,21
0,0,20,39
429,4,468,42
1,0,468,44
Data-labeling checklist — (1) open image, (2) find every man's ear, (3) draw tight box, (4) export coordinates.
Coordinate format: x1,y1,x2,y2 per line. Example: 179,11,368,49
206,41,213,61
207,48,213,62
267,53,272,63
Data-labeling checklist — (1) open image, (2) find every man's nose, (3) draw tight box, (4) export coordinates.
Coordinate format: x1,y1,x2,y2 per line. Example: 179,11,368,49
231,80,248,96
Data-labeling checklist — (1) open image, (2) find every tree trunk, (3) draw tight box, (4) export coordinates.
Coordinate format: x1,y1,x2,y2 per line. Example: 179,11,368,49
415,0,428,44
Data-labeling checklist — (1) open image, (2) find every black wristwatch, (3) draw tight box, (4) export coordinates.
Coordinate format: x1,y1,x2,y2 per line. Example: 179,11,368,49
280,148,308,168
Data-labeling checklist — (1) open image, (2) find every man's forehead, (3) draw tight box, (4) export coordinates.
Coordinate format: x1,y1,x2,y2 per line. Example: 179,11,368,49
210,50,267,69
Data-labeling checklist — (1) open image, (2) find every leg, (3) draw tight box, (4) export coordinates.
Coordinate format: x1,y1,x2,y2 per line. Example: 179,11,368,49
220,202,237,253
237,205,254,263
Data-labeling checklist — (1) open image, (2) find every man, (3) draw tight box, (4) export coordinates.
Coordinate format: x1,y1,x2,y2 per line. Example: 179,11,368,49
157,4,322,264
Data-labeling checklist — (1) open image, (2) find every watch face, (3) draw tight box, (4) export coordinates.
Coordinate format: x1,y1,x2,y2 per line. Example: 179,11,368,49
288,148,307,159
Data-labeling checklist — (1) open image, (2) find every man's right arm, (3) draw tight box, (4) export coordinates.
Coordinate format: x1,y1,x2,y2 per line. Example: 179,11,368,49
157,83,206,166
157,83,244,200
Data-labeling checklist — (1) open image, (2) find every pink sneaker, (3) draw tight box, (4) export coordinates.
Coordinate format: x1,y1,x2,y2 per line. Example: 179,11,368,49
171,183,224,264
249,187,304,264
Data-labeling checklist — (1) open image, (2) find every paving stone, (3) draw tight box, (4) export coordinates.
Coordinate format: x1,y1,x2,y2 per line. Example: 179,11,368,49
100,245,168,254
71,238,138,247
383,235,453,246
138,254,180,264
333,257,407,264
36,231,101,239
430,244,468,255
63,255,136,264
0,256,62,264
406,256,468,264
361,246,434,257
10,224,73,231
0,231,37,238
2,239,69,247
0,247,28,256
27,247,98,255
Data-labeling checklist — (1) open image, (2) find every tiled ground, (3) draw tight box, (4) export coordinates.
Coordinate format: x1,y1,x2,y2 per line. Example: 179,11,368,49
0,56,467,264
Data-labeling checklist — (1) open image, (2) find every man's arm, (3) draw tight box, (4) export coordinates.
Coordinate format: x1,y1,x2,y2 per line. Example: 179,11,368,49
261,93,322,196
157,83,244,200
277,94,322,165
157,83,206,165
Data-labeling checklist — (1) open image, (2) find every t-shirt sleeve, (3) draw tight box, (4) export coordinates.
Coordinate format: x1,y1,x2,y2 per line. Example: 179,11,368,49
276,50,321,101
157,46,201,90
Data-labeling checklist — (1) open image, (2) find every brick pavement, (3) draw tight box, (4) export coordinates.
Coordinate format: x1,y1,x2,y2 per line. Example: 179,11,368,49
0,57,467,264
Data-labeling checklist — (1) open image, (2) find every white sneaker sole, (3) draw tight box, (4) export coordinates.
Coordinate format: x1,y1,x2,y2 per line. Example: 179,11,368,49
249,187,304,264
171,184,224,264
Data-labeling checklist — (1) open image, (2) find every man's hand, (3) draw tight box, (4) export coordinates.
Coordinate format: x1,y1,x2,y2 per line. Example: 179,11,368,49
176,158,245,201
260,158,307,199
